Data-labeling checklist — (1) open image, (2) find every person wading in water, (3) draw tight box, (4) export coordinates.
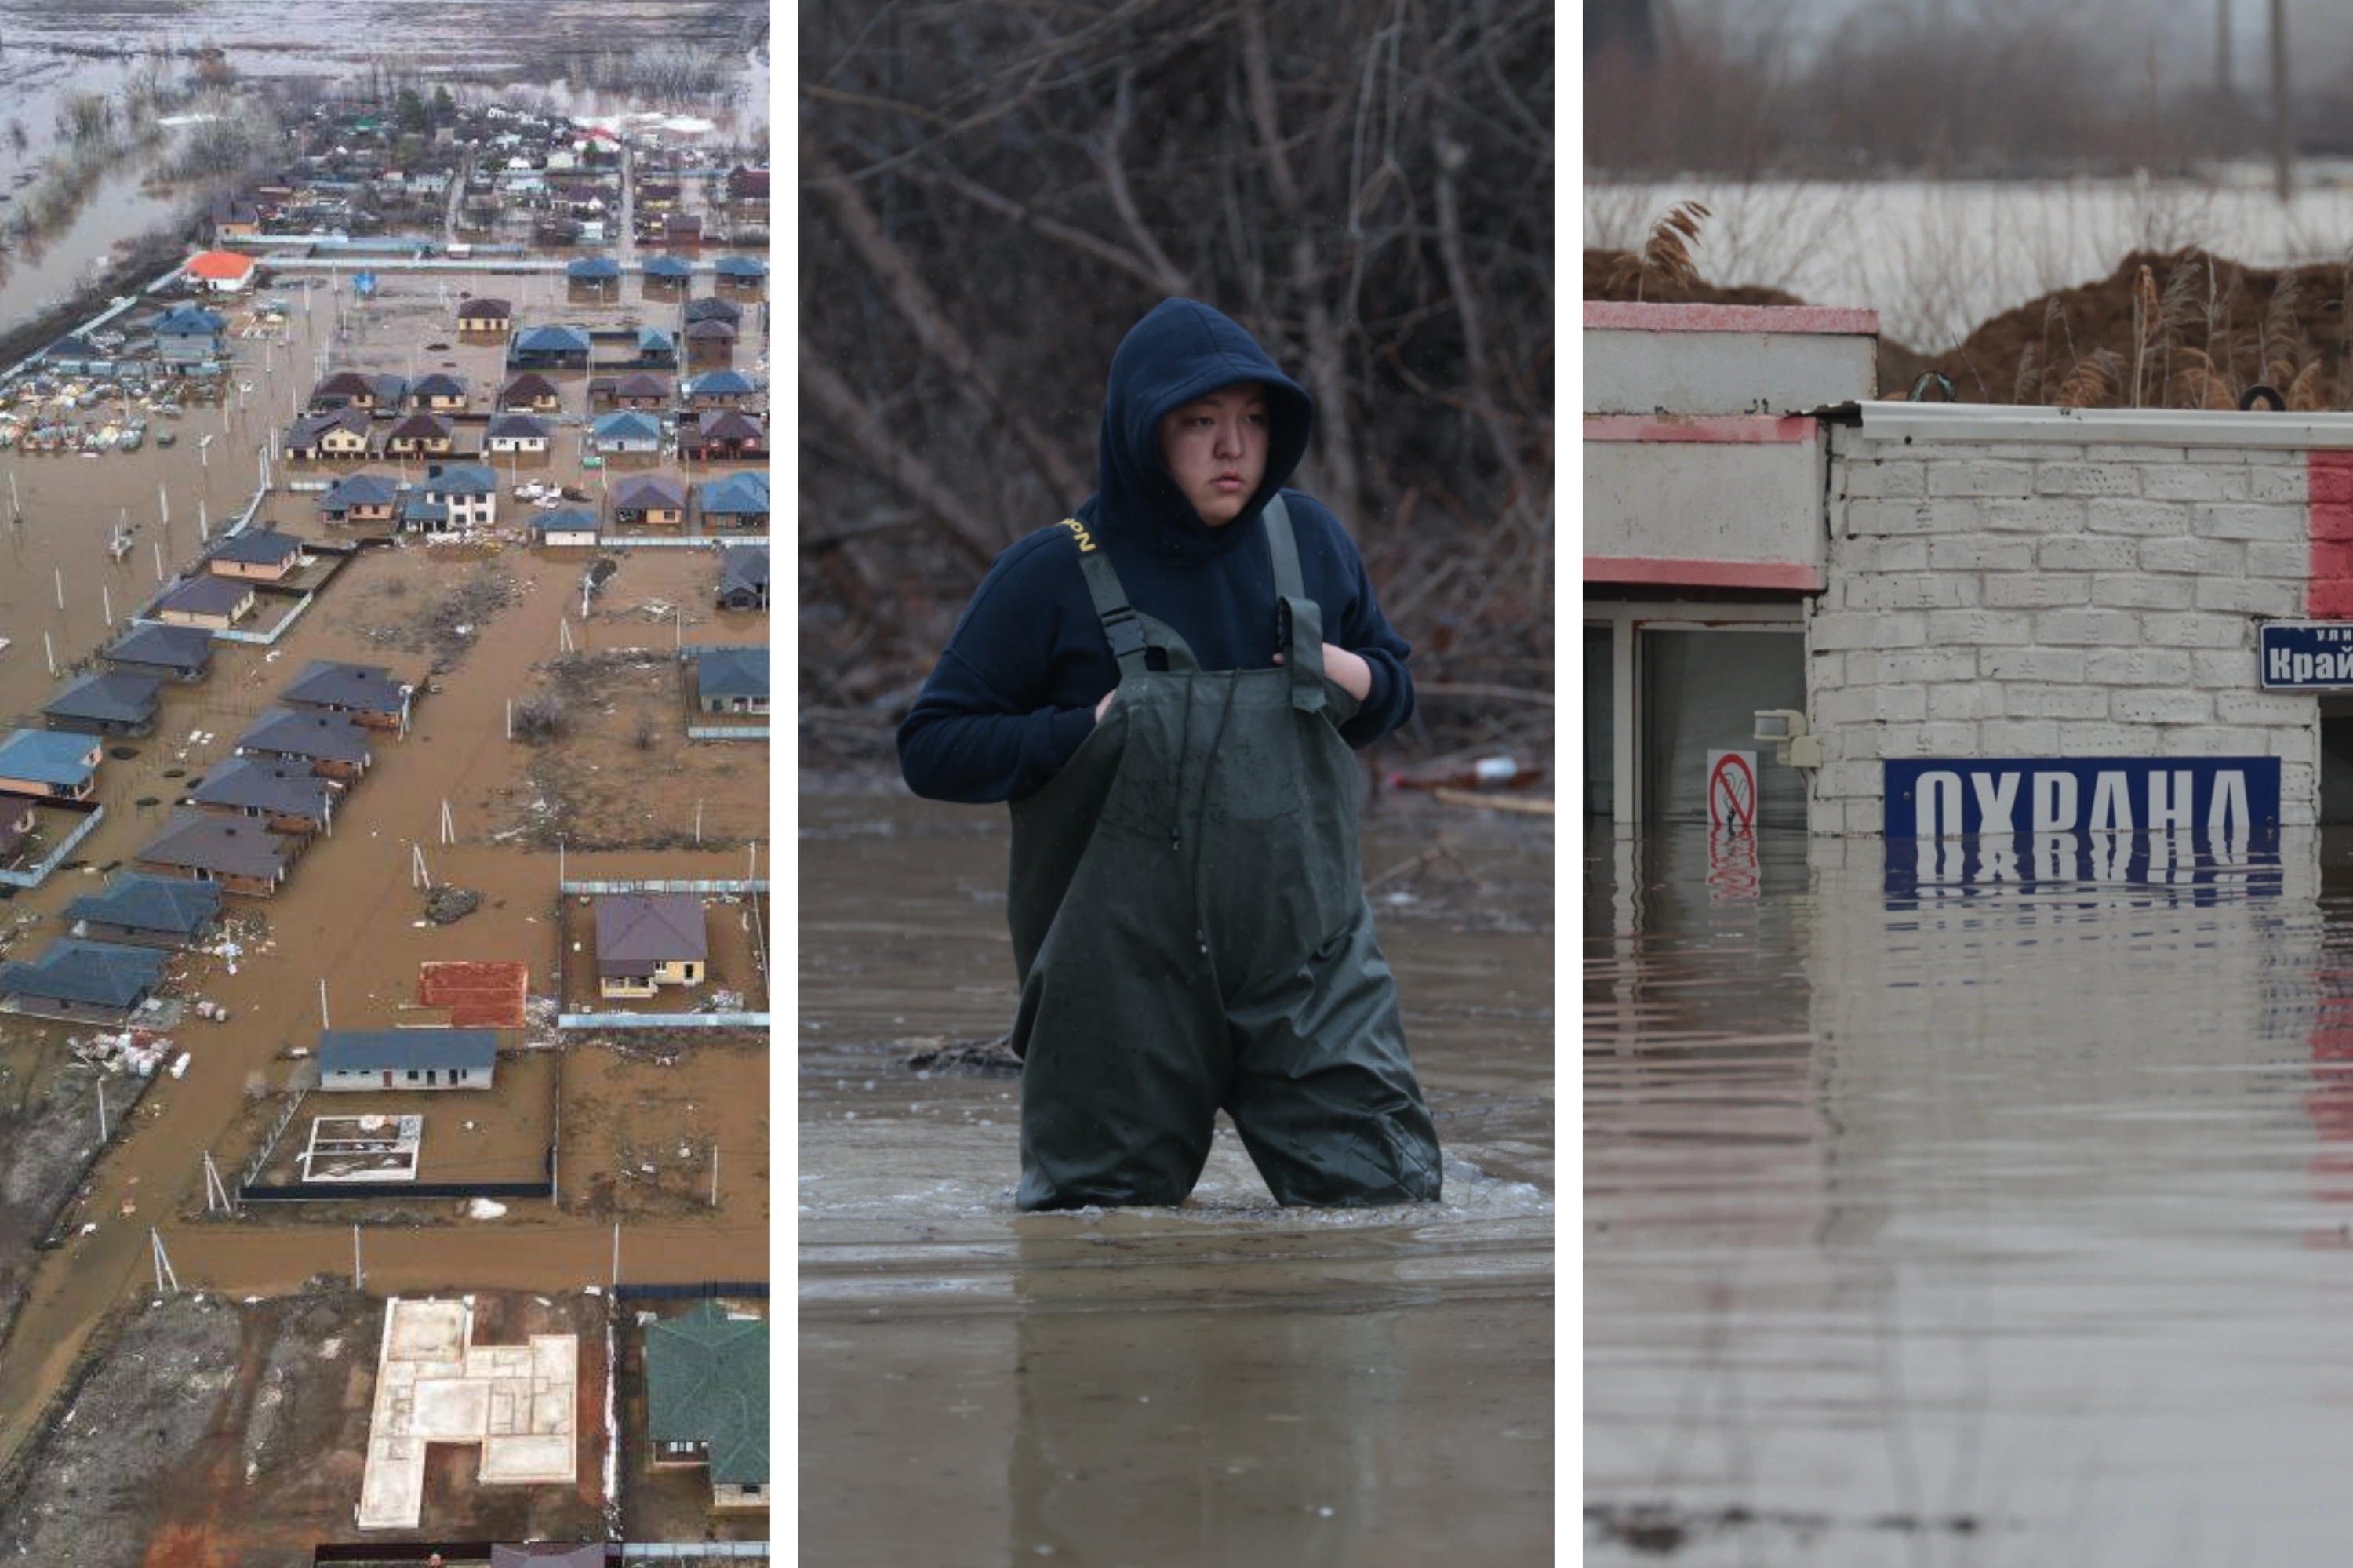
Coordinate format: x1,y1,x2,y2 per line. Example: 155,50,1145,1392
899,297,1442,1211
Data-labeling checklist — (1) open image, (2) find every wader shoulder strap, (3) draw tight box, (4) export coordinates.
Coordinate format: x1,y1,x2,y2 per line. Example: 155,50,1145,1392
1262,494,1304,602
1062,518,1156,676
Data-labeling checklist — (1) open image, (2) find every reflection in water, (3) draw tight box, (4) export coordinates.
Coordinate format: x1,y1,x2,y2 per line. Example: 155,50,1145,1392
1586,821,2353,1564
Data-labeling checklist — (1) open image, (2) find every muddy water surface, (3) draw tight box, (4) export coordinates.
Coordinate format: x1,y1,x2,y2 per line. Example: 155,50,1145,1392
800,792,1555,1566
1585,823,2353,1564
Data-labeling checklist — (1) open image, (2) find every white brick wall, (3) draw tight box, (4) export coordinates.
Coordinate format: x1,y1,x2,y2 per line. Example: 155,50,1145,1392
1813,424,2318,831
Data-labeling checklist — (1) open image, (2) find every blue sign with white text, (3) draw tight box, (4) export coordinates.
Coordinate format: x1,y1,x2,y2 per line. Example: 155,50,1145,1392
2259,622,2353,689
1883,757,2281,839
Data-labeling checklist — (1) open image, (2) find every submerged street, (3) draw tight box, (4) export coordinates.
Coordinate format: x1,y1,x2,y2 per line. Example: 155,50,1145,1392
1587,822,2353,1563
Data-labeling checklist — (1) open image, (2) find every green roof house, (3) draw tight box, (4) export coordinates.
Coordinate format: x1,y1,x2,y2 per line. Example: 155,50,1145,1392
644,1302,768,1514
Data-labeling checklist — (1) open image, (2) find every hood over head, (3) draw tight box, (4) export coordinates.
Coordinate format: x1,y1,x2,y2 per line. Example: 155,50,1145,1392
1084,298,1314,560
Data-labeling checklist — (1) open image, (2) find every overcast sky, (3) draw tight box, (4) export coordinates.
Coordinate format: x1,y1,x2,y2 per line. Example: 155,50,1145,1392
1678,0,2353,92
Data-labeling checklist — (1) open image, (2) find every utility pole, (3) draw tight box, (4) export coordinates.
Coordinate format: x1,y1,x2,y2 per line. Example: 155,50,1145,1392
96,1080,108,1143
2272,0,2293,201
610,1221,620,1289
352,1222,364,1289
150,1228,180,1293
709,1144,719,1208
318,977,330,1030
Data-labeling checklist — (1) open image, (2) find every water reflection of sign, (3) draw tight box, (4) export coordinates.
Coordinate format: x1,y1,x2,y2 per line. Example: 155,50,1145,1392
1706,828,1759,902
2260,622,2353,690
1706,750,1757,831
1882,829,2282,904
1884,758,2280,839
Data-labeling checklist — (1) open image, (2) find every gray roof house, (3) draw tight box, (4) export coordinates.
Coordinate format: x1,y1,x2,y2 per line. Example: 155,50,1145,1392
236,708,374,777
278,660,412,729
191,757,337,832
66,873,224,948
317,1028,498,1092
595,892,708,981
716,545,768,611
135,809,295,895
692,647,767,714
104,623,214,683
0,939,169,1024
206,528,305,577
44,671,165,737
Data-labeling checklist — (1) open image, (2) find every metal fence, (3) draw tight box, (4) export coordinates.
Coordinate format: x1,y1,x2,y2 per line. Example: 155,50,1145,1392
555,1011,768,1031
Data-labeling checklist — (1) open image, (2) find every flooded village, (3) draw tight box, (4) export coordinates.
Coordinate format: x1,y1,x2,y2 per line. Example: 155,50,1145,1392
0,13,771,1563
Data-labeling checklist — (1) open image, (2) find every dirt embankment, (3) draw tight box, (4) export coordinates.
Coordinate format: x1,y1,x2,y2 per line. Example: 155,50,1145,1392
0,1286,611,1566
0,1053,149,1359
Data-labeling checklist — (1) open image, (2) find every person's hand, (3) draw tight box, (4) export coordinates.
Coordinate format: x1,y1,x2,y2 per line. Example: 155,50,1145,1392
1275,642,1372,701
1094,687,1117,721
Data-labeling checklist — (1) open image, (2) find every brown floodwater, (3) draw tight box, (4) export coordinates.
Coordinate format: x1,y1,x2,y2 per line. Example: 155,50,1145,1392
1584,820,2353,1564
0,267,768,1467
799,792,1555,1565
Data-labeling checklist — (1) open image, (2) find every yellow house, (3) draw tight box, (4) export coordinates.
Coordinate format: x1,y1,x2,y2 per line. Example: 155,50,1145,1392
155,576,256,630
594,893,707,1000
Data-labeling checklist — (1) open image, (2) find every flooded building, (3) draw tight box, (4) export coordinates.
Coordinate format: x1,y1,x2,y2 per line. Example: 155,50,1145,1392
204,529,306,584
594,892,708,999
317,1028,498,1092
285,409,373,461
65,872,224,949
318,473,401,527
591,411,664,456
237,708,374,782
0,939,168,1025
136,810,295,895
280,660,413,730
103,623,215,683
500,372,565,413
42,671,164,738
0,730,102,802
716,545,769,612
700,472,769,533
611,474,686,529
534,508,600,548
458,297,512,337
1584,300,2353,835
154,575,257,630
190,757,338,836
692,647,768,716
643,1302,769,1515
420,464,497,529
486,413,551,454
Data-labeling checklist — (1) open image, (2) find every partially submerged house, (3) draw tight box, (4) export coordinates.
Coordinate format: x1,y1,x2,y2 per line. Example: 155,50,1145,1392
682,317,736,367
421,463,498,529
641,254,693,287
384,411,456,457
191,756,337,835
590,410,664,455
43,671,165,737
0,729,102,802
457,296,512,336
711,254,766,287
0,940,169,1024
280,660,412,729
237,708,374,782
485,412,551,454
682,296,742,329
410,372,469,413
66,872,224,948
534,508,601,548
205,528,305,583
594,892,707,999
644,1303,769,1513
135,809,294,895
154,574,258,630
715,544,768,612
498,371,564,413
566,255,621,288
682,369,754,410
678,409,765,462
285,408,373,461
153,305,226,372
696,471,769,531
611,473,687,529
319,472,402,527
104,623,214,683
510,324,592,371
692,647,768,715
608,370,671,411
318,1028,498,1092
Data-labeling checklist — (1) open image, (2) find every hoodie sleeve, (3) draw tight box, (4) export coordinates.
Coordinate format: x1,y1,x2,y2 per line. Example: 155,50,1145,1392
897,537,1105,804
1287,495,1415,748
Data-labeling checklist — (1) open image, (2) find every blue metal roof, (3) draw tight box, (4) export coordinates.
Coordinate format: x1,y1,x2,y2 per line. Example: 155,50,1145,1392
322,473,401,508
711,255,766,278
426,463,496,497
318,1028,497,1073
592,411,662,444
155,306,225,335
686,369,752,396
698,471,769,515
0,729,100,786
66,873,223,937
566,256,621,280
533,508,599,534
693,646,768,700
514,324,591,352
0,939,167,1009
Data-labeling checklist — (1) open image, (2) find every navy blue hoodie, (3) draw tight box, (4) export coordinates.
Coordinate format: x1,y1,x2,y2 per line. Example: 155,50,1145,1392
898,299,1415,804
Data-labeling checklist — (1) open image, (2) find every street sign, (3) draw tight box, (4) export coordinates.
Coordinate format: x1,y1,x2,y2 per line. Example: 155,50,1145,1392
1884,757,2280,839
2260,621,2353,689
1706,749,1757,831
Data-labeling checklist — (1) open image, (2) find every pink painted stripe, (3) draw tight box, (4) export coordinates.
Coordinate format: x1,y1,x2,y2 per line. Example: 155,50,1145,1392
1583,301,1880,336
2311,451,2353,617
1584,556,1824,591
1584,414,1817,444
